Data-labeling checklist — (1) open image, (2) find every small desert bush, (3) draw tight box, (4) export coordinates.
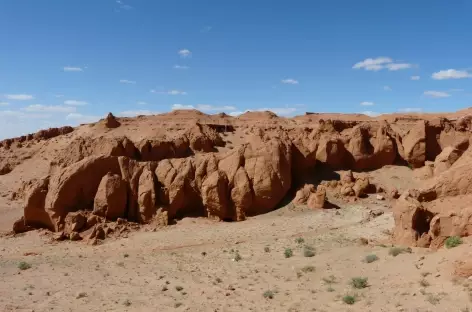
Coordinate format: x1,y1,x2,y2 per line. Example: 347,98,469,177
284,248,293,258
301,265,315,273
303,245,316,257
264,246,270,253
343,294,357,305
389,247,409,257
351,277,368,289
364,254,379,263
445,236,463,249
295,237,305,244
233,251,242,262
322,275,337,285
18,261,31,270
263,290,274,299
419,279,430,287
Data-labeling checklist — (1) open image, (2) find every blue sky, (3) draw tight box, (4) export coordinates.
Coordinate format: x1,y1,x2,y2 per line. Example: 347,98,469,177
1,0,471,139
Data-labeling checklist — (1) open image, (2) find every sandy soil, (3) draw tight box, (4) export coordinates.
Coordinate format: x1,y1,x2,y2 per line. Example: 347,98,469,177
1,198,471,312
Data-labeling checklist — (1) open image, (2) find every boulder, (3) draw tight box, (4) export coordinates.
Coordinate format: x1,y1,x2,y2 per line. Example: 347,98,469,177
12,216,32,234
307,186,326,209
402,121,426,168
293,184,316,205
202,170,231,220
93,172,127,220
44,156,121,231
433,146,465,176
353,175,370,197
137,167,157,223
64,211,87,234
104,112,120,128
23,176,53,230
230,167,252,221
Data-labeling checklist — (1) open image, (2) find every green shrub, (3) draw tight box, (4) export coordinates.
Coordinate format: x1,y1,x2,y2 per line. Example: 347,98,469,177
303,245,315,257
351,277,368,289
295,237,305,244
445,236,463,249
389,247,409,257
18,261,31,270
343,295,356,305
364,254,379,263
263,290,274,299
284,248,293,258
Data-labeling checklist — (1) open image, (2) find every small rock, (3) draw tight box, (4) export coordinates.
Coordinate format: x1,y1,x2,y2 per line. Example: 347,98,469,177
69,232,81,241
76,292,87,299
376,194,385,201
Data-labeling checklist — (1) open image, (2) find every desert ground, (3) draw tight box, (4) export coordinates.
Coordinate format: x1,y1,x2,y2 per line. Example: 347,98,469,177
2,110,472,311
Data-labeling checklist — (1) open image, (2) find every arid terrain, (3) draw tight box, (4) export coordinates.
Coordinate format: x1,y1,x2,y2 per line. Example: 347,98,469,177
2,109,472,311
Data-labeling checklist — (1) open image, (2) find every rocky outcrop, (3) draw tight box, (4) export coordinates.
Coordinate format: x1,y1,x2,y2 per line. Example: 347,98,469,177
104,113,120,128
93,173,127,220
307,186,327,209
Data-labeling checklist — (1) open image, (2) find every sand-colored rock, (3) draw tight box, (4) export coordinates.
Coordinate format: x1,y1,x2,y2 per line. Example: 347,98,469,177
93,173,127,221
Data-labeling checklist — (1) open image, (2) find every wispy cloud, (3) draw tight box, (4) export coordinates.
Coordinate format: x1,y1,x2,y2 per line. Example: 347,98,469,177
411,76,420,80
64,100,88,106
398,108,422,113
66,113,100,123
360,101,375,106
118,110,158,117
228,107,299,117
281,78,299,85
116,0,132,10
171,104,237,112
0,102,9,106
63,66,83,72
5,94,34,100
22,104,76,113
432,69,471,80
424,90,450,98
136,101,147,105
449,88,464,92
360,111,381,117
54,94,64,98
178,49,191,58
120,79,136,84
383,86,392,91
353,57,413,71
174,65,189,70
151,89,187,95
201,26,212,33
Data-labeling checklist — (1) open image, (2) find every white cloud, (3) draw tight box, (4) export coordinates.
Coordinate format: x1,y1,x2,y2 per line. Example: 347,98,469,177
151,89,187,95
411,76,420,80
360,101,375,106
361,111,381,117
432,69,471,80
0,102,9,106
383,86,392,91
424,90,450,98
386,63,412,71
196,104,237,112
228,107,298,117
178,49,191,58
352,57,392,71
66,113,100,123
281,78,299,85
120,79,136,84
54,94,64,98
398,108,422,113
172,104,195,110
64,100,88,106
136,101,147,105
353,57,413,71
22,104,76,113
174,65,189,70
63,66,83,72
5,94,34,100
118,110,158,117
116,0,132,9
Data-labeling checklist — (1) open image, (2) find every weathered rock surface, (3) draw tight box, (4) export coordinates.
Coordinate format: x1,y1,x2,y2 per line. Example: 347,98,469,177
93,173,127,220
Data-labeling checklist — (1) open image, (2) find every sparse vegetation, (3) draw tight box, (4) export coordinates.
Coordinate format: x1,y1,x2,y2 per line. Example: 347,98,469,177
295,237,305,244
263,290,274,299
174,302,182,308
389,247,409,257
350,277,368,289
327,287,335,292
322,275,337,285
233,251,242,262
426,293,441,305
419,279,430,287
284,248,293,258
364,254,379,263
123,299,131,306
18,261,31,271
301,265,315,273
175,286,183,291
264,246,270,253
343,294,357,305
303,245,316,257
445,236,463,249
